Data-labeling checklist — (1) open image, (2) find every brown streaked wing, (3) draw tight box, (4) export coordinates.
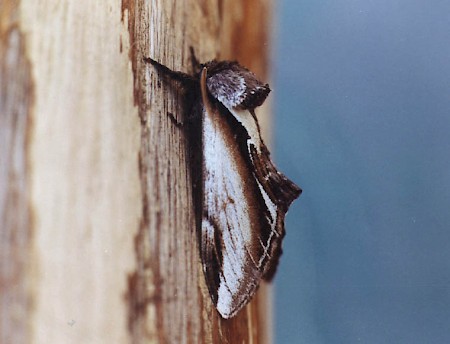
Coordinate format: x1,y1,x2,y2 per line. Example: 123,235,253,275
249,140,302,280
200,68,271,318
224,107,302,281
201,99,272,318
200,67,301,318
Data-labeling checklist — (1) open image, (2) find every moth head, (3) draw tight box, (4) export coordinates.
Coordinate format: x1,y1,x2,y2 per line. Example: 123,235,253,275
202,60,271,110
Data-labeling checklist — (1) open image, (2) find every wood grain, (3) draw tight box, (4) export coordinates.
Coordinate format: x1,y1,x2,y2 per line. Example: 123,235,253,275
1,0,272,342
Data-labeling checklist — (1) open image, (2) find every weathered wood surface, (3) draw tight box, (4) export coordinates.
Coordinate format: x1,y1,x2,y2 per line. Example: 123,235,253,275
1,0,272,343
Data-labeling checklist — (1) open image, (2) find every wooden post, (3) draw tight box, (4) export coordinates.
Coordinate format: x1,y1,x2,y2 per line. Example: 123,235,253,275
1,0,272,342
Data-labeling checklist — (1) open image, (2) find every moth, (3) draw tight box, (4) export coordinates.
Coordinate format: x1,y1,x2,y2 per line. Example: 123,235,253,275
145,53,301,318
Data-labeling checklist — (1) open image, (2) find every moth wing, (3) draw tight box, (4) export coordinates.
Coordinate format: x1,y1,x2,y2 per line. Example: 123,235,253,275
200,68,301,318
201,101,265,318
226,108,302,280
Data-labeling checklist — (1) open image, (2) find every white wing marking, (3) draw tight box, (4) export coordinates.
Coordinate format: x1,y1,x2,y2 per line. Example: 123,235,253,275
255,179,278,266
228,108,262,154
203,107,255,317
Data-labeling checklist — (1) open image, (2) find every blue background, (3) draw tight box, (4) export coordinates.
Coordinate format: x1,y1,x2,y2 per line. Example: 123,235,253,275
273,0,450,343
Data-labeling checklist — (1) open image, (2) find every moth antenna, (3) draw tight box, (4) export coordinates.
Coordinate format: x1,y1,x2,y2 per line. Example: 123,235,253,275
189,47,202,73
200,67,214,115
143,57,197,85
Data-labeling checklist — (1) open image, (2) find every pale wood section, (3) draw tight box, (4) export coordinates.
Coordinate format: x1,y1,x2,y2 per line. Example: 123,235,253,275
21,2,142,343
1,0,272,343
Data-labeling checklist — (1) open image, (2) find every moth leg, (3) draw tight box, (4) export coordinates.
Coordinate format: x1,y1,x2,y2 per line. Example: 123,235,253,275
167,101,201,129
167,112,184,128
166,86,201,129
